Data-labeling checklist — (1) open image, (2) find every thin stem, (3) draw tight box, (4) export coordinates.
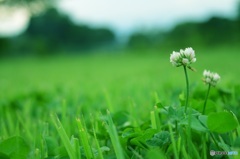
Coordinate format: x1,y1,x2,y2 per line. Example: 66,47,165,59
183,66,189,113
209,132,220,149
202,133,207,159
168,123,179,159
175,120,178,133
202,84,211,115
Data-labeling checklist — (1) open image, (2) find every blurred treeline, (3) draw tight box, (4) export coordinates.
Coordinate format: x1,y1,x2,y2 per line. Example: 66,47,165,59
0,4,240,56
0,8,115,56
128,16,240,51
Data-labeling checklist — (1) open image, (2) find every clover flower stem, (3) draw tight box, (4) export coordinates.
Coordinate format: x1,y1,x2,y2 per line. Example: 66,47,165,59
183,66,189,113
210,132,220,149
202,84,211,115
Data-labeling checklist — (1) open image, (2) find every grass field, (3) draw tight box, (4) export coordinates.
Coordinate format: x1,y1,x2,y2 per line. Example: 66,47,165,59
0,46,240,159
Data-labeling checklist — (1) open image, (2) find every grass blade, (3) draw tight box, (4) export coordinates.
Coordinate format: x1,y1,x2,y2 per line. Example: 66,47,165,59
76,117,93,159
150,107,161,130
105,110,125,159
93,126,104,159
168,122,179,159
72,137,81,159
51,113,76,159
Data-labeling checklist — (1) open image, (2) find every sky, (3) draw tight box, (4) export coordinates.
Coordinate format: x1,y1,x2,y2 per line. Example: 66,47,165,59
0,6,30,37
0,0,239,37
57,0,239,34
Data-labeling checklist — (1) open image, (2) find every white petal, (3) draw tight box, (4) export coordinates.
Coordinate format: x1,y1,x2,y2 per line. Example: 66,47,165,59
191,58,196,63
182,58,189,65
213,73,220,81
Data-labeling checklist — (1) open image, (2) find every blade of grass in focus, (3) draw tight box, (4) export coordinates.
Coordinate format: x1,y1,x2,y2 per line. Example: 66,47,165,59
76,117,93,159
51,113,77,159
105,110,125,159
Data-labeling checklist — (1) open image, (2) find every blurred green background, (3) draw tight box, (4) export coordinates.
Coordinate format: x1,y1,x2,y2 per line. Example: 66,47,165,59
1,0,240,56
0,0,240,100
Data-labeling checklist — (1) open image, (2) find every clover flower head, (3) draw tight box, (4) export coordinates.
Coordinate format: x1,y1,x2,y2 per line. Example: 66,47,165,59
203,70,220,86
182,58,189,65
184,47,195,57
170,51,181,67
203,70,211,77
170,47,196,67
213,73,220,81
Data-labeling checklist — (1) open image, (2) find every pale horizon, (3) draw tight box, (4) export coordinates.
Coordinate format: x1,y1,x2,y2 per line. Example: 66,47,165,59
58,0,238,34
0,0,238,37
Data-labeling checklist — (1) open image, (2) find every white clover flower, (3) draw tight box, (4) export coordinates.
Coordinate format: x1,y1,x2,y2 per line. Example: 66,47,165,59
180,49,185,54
205,78,211,83
170,51,182,67
190,57,196,63
170,47,196,67
170,51,180,61
184,47,195,57
182,58,189,65
203,70,220,86
213,73,220,81
203,70,211,77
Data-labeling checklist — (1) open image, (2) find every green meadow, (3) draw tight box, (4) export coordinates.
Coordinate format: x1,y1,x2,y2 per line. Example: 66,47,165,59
0,46,240,159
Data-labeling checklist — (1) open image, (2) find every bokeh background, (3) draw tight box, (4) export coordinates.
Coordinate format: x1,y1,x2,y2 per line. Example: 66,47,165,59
1,0,240,55
0,0,240,105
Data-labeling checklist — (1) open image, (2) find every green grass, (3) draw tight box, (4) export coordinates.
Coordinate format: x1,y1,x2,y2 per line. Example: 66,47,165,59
0,47,240,158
